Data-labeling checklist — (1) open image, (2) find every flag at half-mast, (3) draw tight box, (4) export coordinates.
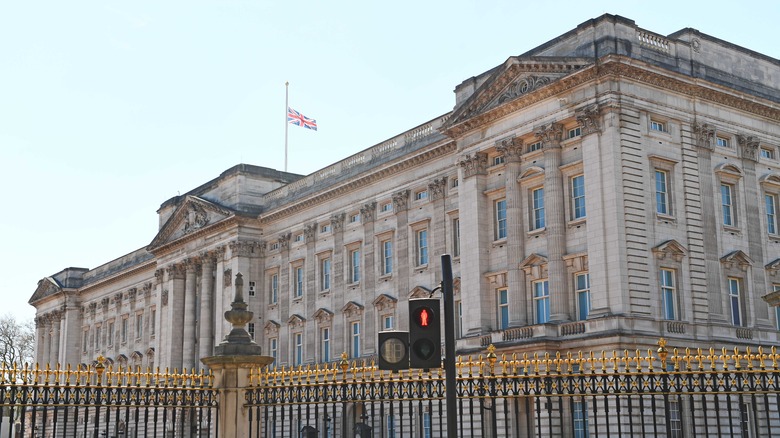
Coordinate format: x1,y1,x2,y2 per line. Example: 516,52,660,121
287,107,317,131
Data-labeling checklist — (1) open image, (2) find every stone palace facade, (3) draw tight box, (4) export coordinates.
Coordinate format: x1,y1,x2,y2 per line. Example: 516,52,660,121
30,14,780,374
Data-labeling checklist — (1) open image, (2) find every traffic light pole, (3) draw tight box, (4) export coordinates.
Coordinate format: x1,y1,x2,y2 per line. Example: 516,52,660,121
441,254,457,437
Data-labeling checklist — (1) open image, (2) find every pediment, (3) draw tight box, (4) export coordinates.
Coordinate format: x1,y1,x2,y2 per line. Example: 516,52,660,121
373,294,398,311
652,240,688,262
759,173,780,187
313,308,334,324
287,314,306,329
409,286,431,299
148,196,235,250
446,57,593,130
29,277,62,304
519,253,548,278
264,320,281,335
342,301,364,318
721,250,753,270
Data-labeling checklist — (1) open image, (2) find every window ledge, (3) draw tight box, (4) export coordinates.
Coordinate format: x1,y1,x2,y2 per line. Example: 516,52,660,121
492,238,507,247
319,290,331,298
527,227,546,238
567,217,586,228
414,264,429,272
656,213,677,224
267,303,278,310
722,225,741,235
378,273,393,280
348,282,361,289
292,298,303,304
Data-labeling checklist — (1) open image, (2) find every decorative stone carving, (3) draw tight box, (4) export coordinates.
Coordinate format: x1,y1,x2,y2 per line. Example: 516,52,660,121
360,202,377,222
693,122,715,150
183,202,210,234
342,301,364,318
720,250,753,271
264,320,280,336
575,105,601,136
223,268,233,287
535,122,564,148
287,314,306,330
495,136,523,163
691,38,701,53
161,290,169,306
229,240,261,257
101,297,110,312
277,233,291,250
459,152,488,179
127,287,137,302
166,263,185,280
428,178,448,201
142,282,152,296
154,269,164,284
497,75,552,105
392,190,410,212
372,294,398,311
304,223,318,242
331,213,346,232
652,240,688,262
88,302,97,316
313,308,334,325
737,134,760,162
113,292,123,304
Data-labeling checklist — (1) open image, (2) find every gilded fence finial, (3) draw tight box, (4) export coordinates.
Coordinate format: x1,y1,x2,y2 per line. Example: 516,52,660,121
339,352,349,374
657,338,668,368
486,344,497,374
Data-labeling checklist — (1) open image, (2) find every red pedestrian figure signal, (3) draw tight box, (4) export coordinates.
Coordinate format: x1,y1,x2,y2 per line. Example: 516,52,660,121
419,309,429,327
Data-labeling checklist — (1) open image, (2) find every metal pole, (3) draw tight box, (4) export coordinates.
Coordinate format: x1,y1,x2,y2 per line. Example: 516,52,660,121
441,254,457,437
284,81,289,173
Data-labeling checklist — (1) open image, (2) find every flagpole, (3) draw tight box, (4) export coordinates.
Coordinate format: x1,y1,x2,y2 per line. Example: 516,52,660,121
284,81,289,173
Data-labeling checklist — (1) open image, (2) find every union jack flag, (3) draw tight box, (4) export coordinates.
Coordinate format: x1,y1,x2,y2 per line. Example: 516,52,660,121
287,107,317,131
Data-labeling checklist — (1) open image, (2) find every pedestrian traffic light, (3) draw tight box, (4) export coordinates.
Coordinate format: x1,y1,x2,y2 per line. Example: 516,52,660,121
378,331,409,371
409,298,441,369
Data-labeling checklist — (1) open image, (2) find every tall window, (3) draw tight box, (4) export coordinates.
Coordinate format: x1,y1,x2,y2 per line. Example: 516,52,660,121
382,240,393,275
383,315,394,330
248,323,255,340
350,249,361,283
532,188,545,229
294,266,304,298
456,301,463,338
108,322,115,347
533,280,550,324
571,175,586,219
497,288,509,329
95,326,101,349
82,331,88,353
740,402,754,438
351,322,361,358
573,400,589,438
495,198,507,239
728,277,743,327
452,218,461,257
575,273,591,321
386,415,396,438
121,318,128,343
248,281,256,297
269,338,278,363
655,170,669,215
294,333,303,366
270,273,279,304
423,412,432,438
135,314,143,339
416,229,429,266
774,284,780,331
321,257,331,291
660,269,678,320
668,400,682,438
321,328,330,362
721,183,735,226
150,309,155,335
766,194,778,235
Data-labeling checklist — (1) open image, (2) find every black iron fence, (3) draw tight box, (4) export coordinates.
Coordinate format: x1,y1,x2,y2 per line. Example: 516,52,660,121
246,341,780,437
0,357,217,438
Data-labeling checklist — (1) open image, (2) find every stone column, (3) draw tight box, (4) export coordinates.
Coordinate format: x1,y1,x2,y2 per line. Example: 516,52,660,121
182,258,199,370
392,192,410,331
50,310,62,365
360,203,377,354
692,123,726,322
458,153,490,334
34,316,46,365
536,122,569,322
738,134,771,327
330,214,346,352
497,136,526,326
41,315,51,366
304,223,318,362
199,252,216,366
429,178,448,284
168,263,186,371
277,233,292,363
61,291,82,368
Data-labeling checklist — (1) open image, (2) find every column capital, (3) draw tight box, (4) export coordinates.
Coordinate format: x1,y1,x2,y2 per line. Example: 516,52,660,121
495,136,523,163
155,268,165,284
693,121,716,151
166,263,186,279
534,122,563,148
737,134,760,163
360,202,377,222
458,152,488,178
304,222,318,242
428,177,448,201
575,104,601,136
392,190,410,212
277,232,292,251
331,213,346,232
229,240,262,258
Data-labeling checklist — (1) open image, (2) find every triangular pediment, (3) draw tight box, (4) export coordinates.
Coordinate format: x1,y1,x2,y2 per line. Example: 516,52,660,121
652,240,688,261
409,286,431,299
29,277,62,304
148,196,235,250
721,250,753,269
313,308,334,324
446,57,593,130
264,320,281,335
342,301,364,318
373,294,398,311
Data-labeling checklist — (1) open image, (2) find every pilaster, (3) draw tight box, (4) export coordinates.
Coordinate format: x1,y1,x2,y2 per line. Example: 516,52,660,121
167,262,186,371
360,202,377,354
182,258,199,370
392,191,410,331
428,178,448,285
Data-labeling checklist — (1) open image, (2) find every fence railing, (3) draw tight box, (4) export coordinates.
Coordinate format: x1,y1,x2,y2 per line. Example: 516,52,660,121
0,358,217,438
246,341,780,437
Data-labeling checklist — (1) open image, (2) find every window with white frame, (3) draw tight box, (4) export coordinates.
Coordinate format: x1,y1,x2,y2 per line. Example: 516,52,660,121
349,213,360,223
532,188,545,230
350,321,361,358
414,189,428,201
761,147,776,160
528,141,542,152
294,233,304,243
380,201,393,213
379,239,392,275
270,242,280,251
766,194,778,235
82,330,88,353
452,217,461,257
248,281,256,297
269,337,278,363
383,315,394,330
293,333,303,366
571,175,586,220
293,265,304,299
567,126,581,139
423,412,431,438
573,399,589,438
660,268,678,320
416,229,429,266
650,119,666,132
248,323,255,340
716,136,730,148
321,327,330,362
451,177,459,189
728,277,744,327
668,399,682,438
386,415,396,438
575,272,591,321
492,155,505,166
721,183,736,226
497,288,509,330
320,257,331,291
320,223,332,233
495,198,507,240
740,402,755,438
135,313,143,339
655,170,670,215
269,272,279,304
533,280,550,324
349,248,361,283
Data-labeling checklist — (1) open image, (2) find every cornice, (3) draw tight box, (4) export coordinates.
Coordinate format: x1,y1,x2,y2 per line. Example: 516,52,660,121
445,56,780,138
78,259,157,295
148,216,245,257
260,141,457,224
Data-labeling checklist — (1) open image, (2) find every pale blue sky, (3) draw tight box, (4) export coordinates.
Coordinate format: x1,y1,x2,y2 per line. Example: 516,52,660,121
2,1,778,322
